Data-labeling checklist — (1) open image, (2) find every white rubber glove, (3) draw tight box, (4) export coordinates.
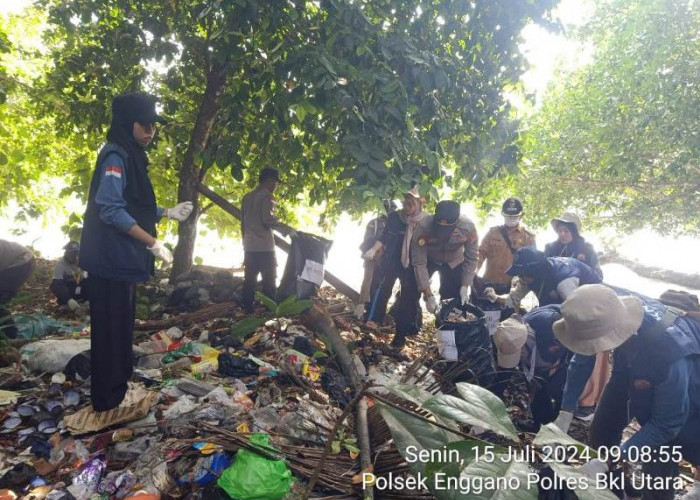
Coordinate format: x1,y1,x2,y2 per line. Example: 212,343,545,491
553,411,574,433
362,248,376,260
148,240,173,264
579,459,608,478
67,298,80,311
494,293,516,308
484,287,498,303
354,304,365,320
165,201,193,222
425,295,439,314
459,286,470,305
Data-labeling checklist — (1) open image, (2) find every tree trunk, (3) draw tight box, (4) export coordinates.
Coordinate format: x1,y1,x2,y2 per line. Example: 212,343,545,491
300,304,374,499
169,64,230,281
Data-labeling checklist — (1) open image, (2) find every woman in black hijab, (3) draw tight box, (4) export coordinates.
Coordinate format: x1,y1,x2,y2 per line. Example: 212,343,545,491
544,212,602,278
80,92,193,411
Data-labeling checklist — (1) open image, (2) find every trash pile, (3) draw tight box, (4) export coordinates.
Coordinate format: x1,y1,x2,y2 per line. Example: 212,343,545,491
164,268,244,313
0,277,432,500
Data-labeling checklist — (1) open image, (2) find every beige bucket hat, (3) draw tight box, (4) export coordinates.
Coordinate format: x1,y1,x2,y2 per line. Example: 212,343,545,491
550,212,582,232
553,284,644,355
493,315,528,368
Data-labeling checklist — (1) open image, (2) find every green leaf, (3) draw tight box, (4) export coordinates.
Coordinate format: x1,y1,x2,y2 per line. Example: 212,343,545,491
456,453,538,500
331,440,341,454
377,401,455,475
533,423,595,456
343,443,360,453
423,439,484,478
276,299,313,316
230,316,266,339
549,462,619,500
275,294,297,316
384,383,437,407
231,164,244,181
0,151,7,165
422,383,519,441
254,291,278,312
425,441,515,500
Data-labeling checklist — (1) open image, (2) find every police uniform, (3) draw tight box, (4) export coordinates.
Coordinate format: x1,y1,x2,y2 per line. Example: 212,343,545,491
412,212,479,300
476,197,536,288
477,225,536,285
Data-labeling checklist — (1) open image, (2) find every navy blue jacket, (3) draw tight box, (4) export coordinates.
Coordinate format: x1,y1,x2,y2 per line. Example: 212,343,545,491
524,305,570,364
531,257,602,306
80,143,159,282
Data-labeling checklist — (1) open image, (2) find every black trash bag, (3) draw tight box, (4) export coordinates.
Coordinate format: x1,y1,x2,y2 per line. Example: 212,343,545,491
65,350,91,381
292,336,315,357
435,299,495,385
218,352,260,377
321,368,352,408
195,482,232,500
277,232,333,301
469,276,514,322
209,332,243,350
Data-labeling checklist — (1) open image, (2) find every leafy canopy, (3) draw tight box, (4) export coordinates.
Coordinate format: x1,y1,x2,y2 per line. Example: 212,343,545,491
513,0,699,234
38,0,558,228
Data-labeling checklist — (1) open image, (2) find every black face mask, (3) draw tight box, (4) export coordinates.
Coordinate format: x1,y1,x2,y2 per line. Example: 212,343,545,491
434,224,454,243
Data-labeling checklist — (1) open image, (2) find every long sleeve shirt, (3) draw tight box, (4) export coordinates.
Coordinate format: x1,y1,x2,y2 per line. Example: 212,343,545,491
561,291,668,411
241,185,292,252
96,152,164,232
621,356,698,456
411,215,479,293
477,225,536,285
53,259,84,282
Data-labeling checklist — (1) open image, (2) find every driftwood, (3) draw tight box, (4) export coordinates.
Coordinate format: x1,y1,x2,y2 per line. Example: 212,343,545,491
199,184,360,303
601,252,700,290
301,303,374,499
134,301,238,330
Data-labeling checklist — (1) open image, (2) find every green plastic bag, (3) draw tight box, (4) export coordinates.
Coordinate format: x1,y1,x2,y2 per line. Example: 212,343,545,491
218,433,293,500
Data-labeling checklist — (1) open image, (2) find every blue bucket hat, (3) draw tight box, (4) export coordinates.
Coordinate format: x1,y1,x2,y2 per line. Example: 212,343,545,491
505,247,547,276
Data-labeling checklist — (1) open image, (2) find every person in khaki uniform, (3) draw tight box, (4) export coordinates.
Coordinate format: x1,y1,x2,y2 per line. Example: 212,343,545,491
411,200,479,315
241,167,297,313
476,197,536,294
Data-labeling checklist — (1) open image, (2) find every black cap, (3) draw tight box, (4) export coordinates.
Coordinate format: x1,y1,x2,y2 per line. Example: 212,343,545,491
505,247,547,276
434,200,460,226
112,92,166,126
259,167,280,183
64,241,80,253
501,198,524,216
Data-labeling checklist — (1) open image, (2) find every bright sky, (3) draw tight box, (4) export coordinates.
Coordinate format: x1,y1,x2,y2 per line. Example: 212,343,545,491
1,0,698,294
0,0,30,15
